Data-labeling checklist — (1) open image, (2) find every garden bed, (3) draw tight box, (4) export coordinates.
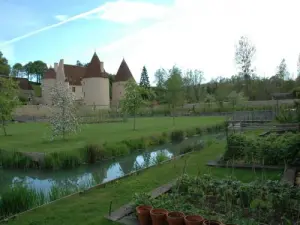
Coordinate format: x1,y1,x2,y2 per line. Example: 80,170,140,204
130,174,300,225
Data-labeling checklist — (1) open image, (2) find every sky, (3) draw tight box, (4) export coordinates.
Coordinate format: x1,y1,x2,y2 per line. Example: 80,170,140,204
1,0,300,84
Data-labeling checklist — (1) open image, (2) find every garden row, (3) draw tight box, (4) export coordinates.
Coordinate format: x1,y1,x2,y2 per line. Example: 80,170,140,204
0,123,225,170
134,174,300,225
222,132,300,166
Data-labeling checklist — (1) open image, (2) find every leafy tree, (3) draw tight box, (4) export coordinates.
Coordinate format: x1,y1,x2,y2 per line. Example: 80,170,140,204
32,60,48,83
139,66,150,89
228,91,245,108
0,51,11,76
76,60,89,67
49,81,79,140
183,69,205,102
0,77,20,136
154,68,168,103
204,94,215,108
235,36,256,95
120,78,144,130
165,66,184,126
276,58,289,80
23,62,34,80
11,63,23,77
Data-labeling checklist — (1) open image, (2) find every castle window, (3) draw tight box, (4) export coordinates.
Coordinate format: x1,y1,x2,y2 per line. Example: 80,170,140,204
72,87,76,92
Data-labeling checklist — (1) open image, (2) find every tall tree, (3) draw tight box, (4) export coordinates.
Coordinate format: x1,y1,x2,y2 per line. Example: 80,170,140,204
49,81,79,140
276,58,289,80
235,36,256,96
11,63,23,77
23,62,34,80
139,66,150,89
0,51,11,76
120,78,144,130
154,68,168,103
0,77,20,136
165,66,184,126
32,60,48,83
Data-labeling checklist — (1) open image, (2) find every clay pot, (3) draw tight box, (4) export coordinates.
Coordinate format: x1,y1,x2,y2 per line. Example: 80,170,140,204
203,220,222,225
136,205,153,225
150,208,168,225
184,215,204,225
167,211,185,225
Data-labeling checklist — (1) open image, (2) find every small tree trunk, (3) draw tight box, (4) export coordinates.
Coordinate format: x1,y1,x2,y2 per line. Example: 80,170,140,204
1,120,7,136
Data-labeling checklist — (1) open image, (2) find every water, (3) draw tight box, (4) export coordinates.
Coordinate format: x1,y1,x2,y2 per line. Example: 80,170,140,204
0,134,223,196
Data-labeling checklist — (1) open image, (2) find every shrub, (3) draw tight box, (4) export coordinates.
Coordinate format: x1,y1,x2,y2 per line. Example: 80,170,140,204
223,132,300,165
170,130,185,142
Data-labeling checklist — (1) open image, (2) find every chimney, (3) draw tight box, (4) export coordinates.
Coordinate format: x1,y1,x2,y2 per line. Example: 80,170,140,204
100,61,104,73
54,63,58,72
56,59,66,83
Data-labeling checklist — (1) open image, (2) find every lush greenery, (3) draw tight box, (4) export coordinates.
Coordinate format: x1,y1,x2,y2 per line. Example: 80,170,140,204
134,174,300,225
0,77,20,136
223,132,300,165
0,117,225,170
2,141,282,225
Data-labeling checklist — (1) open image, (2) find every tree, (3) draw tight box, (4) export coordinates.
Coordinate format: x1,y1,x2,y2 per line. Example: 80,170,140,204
183,69,205,102
154,68,168,103
235,36,256,95
120,78,144,130
139,66,150,89
23,62,34,80
0,77,20,136
0,51,11,76
228,91,245,108
76,60,89,67
165,66,184,126
276,59,289,80
49,81,79,140
11,63,23,77
32,60,48,83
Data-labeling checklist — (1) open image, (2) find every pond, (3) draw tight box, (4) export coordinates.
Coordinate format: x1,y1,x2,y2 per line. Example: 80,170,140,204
0,133,224,197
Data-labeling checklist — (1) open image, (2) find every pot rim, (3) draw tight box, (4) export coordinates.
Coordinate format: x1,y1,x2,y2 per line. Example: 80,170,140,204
136,205,153,211
203,220,222,225
150,208,168,215
167,211,185,219
184,215,204,222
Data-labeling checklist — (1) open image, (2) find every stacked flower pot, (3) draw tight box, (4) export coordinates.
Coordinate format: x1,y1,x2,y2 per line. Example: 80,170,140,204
136,205,224,225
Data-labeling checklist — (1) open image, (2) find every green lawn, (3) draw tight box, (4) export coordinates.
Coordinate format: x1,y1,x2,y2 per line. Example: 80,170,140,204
5,140,282,225
32,84,41,97
0,116,225,153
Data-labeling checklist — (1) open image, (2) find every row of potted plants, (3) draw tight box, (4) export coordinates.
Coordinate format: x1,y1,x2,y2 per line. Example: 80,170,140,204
136,205,224,225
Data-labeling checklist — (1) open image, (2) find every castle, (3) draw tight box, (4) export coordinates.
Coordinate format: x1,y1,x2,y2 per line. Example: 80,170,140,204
41,52,135,109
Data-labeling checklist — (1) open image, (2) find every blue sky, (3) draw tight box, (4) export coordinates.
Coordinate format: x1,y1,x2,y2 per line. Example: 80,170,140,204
1,0,300,83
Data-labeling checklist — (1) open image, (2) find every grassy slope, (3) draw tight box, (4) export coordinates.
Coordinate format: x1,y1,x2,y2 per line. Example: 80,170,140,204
6,141,282,225
0,117,224,153
31,84,41,97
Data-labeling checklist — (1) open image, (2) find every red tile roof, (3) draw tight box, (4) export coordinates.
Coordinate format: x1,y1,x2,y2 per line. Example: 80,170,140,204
115,59,134,82
84,53,108,78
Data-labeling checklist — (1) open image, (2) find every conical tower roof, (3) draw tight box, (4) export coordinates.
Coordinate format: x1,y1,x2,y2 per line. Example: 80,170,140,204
84,53,108,78
115,59,134,82
44,68,56,79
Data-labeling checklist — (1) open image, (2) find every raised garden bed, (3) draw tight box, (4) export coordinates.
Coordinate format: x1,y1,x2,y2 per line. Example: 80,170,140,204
107,174,300,225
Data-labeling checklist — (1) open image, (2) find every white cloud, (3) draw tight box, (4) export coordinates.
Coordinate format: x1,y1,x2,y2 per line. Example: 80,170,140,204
87,0,300,84
54,15,69,22
90,0,168,24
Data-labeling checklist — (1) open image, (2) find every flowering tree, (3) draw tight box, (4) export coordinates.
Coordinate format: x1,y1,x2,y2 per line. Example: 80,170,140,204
0,77,20,136
49,82,79,140
120,78,144,130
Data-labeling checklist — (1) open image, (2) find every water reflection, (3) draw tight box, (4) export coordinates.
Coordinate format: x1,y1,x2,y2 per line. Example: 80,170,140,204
0,134,223,196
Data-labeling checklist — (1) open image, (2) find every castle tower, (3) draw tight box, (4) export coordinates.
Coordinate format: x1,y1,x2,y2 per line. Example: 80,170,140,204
82,52,110,109
41,67,56,105
112,58,135,107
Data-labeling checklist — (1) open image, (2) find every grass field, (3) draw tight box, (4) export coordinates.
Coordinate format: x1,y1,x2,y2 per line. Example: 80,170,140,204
4,141,282,225
0,117,224,153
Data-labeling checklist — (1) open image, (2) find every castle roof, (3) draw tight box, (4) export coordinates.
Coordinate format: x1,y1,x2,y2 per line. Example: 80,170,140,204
44,68,56,79
0,75,33,90
84,53,108,79
115,59,134,82
64,65,86,85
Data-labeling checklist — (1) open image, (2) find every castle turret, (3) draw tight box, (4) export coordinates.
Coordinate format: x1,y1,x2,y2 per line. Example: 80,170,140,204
112,58,134,107
42,68,56,105
82,53,109,109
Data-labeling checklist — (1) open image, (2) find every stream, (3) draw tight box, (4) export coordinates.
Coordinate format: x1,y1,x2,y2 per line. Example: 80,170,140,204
0,133,224,196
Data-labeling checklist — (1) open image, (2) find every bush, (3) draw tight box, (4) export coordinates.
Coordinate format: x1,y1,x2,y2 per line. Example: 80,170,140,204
170,130,185,142
223,132,300,165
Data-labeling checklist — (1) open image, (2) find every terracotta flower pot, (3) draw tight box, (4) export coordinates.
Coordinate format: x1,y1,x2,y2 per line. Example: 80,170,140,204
150,208,168,225
167,211,185,225
184,215,204,225
203,220,222,225
136,205,153,225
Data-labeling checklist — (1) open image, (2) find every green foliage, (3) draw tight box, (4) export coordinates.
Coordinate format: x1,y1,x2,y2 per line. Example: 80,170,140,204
223,132,300,165
120,78,144,130
170,130,185,142
0,51,11,76
0,77,20,135
139,66,150,89
133,174,300,224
